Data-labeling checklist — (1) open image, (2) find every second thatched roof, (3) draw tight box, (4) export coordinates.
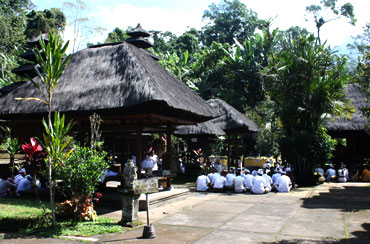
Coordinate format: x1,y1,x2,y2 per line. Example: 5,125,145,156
175,98,259,136
326,83,369,131
0,42,218,123
208,98,259,133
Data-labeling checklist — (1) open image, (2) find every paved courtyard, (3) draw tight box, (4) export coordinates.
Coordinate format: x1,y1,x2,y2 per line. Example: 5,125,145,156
1,182,369,243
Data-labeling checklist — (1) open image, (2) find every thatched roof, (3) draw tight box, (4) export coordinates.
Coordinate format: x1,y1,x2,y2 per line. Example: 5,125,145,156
175,120,226,136
326,83,369,131
175,98,259,136
0,42,218,123
208,98,259,133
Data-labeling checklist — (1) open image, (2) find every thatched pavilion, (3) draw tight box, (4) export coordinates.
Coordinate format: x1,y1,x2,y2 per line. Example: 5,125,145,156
326,83,370,165
0,28,218,178
175,98,259,169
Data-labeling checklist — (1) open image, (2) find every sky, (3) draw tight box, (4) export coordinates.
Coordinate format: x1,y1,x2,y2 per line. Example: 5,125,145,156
32,0,370,53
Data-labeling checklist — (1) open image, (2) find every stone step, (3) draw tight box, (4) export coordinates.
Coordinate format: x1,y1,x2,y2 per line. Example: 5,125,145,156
97,186,189,211
139,188,189,211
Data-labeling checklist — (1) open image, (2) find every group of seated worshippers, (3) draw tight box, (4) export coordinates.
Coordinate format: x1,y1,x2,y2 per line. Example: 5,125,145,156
0,168,36,197
196,165,293,194
315,162,370,183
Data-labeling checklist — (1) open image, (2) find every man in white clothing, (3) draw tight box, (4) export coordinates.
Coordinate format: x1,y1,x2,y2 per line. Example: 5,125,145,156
251,169,267,194
225,170,235,190
0,174,16,197
210,171,221,187
233,170,245,193
243,169,254,191
14,168,26,185
272,169,281,188
325,164,336,182
337,163,349,183
276,171,292,192
262,169,273,192
196,174,210,192
213,172,227,192
16,175,35,196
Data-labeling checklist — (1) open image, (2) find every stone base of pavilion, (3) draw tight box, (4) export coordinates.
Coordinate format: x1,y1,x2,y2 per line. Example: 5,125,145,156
99,182,189,211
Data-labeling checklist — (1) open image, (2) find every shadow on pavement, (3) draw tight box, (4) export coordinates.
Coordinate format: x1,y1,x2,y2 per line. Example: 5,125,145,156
301,184,370,212
262,223,370,244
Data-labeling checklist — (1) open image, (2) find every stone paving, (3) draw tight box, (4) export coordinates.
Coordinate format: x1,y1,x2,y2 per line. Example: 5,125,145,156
1,182,369,243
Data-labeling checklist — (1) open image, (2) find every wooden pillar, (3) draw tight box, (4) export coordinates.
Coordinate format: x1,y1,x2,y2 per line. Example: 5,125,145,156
166,126,173,172
136,128,143,179
235,134,239,167
227,135,231,170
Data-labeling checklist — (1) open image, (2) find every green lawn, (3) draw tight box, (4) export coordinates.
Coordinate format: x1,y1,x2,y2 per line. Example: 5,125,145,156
0,197,123,238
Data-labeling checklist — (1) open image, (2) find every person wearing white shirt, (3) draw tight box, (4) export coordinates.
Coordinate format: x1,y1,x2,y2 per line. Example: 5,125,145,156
243,169,254,191
0,174,16,197
211,172,221,186
272,169,282,188
225,170,235,190
262,170,273,192
213,173,227,192
14,168,26,185
233,171,245,193
276,171,292,192
251,169,258,177
196,174,210,192
251,169,267,194
325,164,336,182
315,164,324,176
16,175,35,196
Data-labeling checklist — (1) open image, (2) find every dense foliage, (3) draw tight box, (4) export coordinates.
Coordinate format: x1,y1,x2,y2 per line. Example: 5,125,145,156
56,147,108,197
263,33,350,184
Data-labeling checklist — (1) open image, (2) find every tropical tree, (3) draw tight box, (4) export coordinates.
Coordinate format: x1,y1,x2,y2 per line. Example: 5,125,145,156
25,8,66,39
356,46,370,118
263,32,351,184
16,32,72,227
104,27,129,43
305,0,356,44
201,0,263,46
0,0,31,54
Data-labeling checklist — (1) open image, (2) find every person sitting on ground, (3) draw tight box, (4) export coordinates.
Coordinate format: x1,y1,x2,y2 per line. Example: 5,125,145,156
262,169,273,193
251,167,258,177
16,175,35,196
14,168,26,185
225,169,236,190
360,165,370,182
196,173,210,192
99,165,120,184
141,149,155,176
251,169,267,194
213,171,227,192
272,168,282,189
337,163,349,183
325,164,336,182
210,169,221,187
276,170,292,192
315,164,325,176
243,169,254,192
233,170,246,193
207,169,215,182
0,173,16,197
285,167,295,189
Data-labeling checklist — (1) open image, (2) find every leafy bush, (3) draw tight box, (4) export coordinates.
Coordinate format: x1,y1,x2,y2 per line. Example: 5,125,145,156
56,146,109,197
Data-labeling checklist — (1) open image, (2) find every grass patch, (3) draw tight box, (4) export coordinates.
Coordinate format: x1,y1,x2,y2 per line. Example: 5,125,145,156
0,197,123,238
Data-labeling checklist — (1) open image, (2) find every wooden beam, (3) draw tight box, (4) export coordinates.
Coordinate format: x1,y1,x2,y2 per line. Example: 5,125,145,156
136,127,143,179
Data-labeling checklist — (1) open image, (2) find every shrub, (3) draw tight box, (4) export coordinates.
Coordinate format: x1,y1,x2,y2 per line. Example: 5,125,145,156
56,146,109,197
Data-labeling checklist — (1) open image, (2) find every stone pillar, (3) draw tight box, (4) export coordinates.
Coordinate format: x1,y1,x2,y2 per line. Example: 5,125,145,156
119,159,140,226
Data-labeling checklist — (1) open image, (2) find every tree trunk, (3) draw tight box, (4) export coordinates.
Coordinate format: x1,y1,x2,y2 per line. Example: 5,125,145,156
48,157,56,227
